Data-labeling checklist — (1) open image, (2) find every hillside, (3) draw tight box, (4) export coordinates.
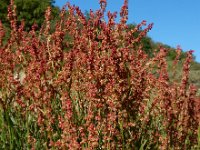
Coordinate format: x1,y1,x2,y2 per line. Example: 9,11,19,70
127,24,200,92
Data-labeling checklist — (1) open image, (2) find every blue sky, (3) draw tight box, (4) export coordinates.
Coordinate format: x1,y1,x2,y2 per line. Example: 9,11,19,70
55,0,200,62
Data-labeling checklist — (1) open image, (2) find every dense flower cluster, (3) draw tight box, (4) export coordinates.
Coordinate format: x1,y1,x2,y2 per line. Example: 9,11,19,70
0,0,199,149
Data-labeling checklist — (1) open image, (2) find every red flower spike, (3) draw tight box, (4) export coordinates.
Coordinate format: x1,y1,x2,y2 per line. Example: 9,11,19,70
99,0,107,11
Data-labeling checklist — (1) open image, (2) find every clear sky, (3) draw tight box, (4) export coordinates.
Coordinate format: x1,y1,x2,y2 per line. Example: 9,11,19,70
55,0,200,62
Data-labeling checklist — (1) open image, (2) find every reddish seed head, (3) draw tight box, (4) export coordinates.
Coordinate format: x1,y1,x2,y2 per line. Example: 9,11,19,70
189,50,195,54
99,0,106,3
99,0,107,10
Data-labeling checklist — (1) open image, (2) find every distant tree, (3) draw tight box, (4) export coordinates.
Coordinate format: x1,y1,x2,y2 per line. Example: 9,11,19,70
141,36,154,57
0,0,60,30
84,10,90,20
127,23,154,57
0,0,10,27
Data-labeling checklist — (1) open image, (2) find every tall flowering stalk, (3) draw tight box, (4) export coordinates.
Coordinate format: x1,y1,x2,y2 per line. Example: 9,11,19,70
0,21,5,46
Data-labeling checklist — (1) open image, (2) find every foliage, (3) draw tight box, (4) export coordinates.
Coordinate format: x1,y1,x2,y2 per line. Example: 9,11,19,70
0,0,200,149
0,0,60,30
0,0,10,27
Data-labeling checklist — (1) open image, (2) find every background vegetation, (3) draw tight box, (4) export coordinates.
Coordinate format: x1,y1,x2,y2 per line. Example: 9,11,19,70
0,0,60,30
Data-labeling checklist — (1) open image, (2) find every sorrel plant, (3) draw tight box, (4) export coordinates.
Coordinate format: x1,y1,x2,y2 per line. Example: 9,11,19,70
0,0,200,149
